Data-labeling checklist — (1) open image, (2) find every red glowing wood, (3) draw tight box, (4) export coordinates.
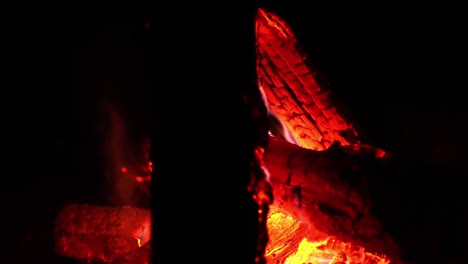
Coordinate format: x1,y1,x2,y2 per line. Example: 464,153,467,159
54,203,151,262
256,8,359,151
265,136,400,262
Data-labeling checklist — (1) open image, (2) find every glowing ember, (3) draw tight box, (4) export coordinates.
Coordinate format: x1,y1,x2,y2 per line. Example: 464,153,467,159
266,205,391,264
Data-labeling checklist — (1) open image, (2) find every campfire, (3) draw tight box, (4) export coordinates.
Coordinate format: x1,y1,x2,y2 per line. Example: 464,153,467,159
56,8,401,264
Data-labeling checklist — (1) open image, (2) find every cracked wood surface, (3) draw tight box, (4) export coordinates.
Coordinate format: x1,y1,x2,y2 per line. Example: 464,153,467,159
265,136,400,262
256,8,360,151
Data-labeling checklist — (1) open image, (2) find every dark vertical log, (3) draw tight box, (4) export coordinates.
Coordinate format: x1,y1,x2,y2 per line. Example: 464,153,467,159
149,3,262,264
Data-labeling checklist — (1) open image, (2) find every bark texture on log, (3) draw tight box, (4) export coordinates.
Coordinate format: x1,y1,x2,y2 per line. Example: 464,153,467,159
265,136,400,262
256,8,360,151
54,203,151,262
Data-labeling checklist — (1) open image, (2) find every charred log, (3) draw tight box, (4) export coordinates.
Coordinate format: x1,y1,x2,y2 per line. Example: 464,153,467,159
256,8,361,151
264,136,401,262
54,203,151,262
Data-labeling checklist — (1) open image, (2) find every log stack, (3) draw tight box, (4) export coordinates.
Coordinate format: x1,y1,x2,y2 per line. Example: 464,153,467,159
265,136,399,262
54,7,410,264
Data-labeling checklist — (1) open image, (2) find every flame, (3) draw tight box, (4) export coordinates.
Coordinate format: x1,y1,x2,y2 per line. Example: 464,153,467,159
132,221,151,248
136,238,142,247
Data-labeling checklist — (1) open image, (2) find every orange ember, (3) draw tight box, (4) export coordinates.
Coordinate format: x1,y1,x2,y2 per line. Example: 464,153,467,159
265,205,390,264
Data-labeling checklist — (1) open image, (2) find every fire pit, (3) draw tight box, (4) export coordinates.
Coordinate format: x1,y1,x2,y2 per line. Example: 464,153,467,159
54,8,403,264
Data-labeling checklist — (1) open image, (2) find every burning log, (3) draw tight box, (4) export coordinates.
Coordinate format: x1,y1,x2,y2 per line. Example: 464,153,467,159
264,136,400,262
256,8,361,151
54,203,151,263
254,8,401,262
